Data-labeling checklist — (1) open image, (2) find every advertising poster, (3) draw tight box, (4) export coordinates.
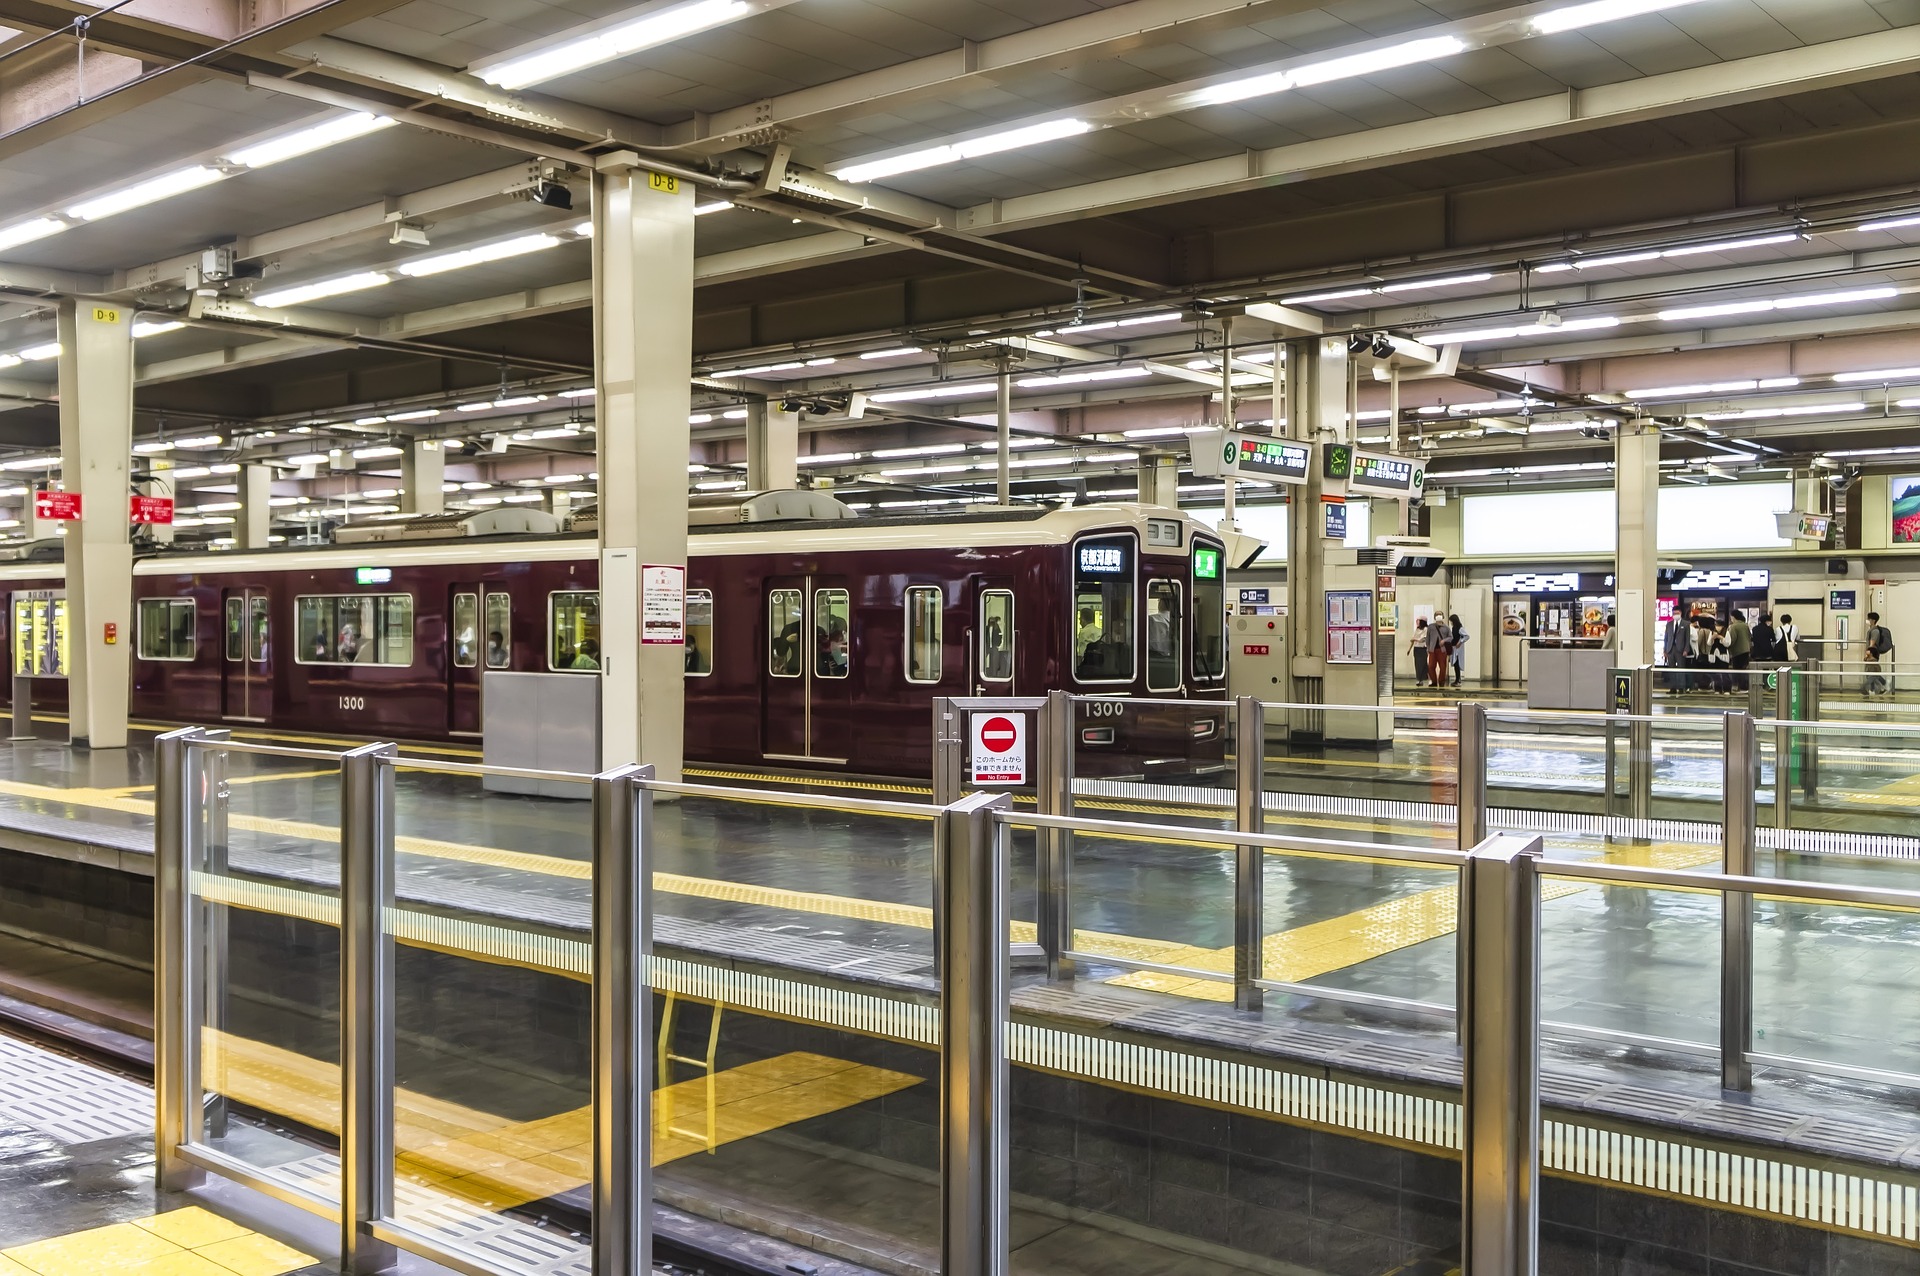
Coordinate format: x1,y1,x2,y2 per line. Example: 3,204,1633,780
1499,600,1527,637
640,564,686,645
1895,475,1920,543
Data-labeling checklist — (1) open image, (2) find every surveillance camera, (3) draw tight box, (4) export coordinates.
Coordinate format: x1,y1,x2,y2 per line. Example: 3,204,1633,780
1580,425,1607,439
1347,333,1372,355
529,180,573,210
1371,334,1395,359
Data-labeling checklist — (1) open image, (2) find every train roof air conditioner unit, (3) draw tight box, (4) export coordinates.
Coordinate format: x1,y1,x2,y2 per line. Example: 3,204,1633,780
334,508,562,544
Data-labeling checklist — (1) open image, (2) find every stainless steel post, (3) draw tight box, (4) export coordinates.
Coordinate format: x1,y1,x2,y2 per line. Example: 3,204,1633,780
1038,690,1075,983
1721,712,1755,1093
1233,696,1264,1011
340,742,398,1274
1602,712,1617,820
932,697,960,953
1801,667,1820,796
1772,668,1791,829
9,675,30,740
593,764,654,1276
203,743,231,1141
1457,702,1488,850
1627,667,1652,823
154,727,202,1191
939,791,1012,1276
1459,831,1542,1276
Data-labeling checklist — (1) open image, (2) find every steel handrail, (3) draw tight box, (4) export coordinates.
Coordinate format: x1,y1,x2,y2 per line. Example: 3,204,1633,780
188,739,345,762
1003,809,1468,868
638,776,935,820
380,754,593,783
1544,859,1920,911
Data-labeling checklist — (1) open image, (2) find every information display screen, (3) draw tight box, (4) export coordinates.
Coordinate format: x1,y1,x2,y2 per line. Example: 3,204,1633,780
1347,450,1424,498
1077,540,1131,575
1233,437,1310,483
1194,545,1221,580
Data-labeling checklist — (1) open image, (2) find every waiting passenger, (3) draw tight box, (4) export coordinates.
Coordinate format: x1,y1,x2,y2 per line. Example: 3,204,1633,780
1599,614,1617,651
1410,618,1429,686
1707,619,1732,693
1752,612,1778,664
486,630,509,668
571,638,600,670
1777,613,1799,663
1448,613,1468,688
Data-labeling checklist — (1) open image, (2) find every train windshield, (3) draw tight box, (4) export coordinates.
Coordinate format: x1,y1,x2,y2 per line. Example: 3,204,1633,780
1072,534,1136,684
1192,539,1225,679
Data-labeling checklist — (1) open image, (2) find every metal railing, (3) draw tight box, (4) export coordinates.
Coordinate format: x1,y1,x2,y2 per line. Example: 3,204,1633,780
151,710,1920,1276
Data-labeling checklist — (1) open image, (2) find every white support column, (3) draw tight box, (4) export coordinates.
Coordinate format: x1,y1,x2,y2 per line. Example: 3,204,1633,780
1615,424,1660,668
1136,453,1179,508
401,441,445,515
57,300,134,750
595,158,695,778
746,401,798,491
239,466,273,549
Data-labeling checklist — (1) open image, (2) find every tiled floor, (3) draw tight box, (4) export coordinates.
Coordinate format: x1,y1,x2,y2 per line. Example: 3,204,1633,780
0,1209,318,1276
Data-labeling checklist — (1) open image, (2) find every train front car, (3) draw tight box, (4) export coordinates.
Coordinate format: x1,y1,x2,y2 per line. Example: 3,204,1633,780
1065,508,1230,783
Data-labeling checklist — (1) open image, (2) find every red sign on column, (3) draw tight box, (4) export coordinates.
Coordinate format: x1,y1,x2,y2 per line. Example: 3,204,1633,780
32,490,81,520
130,495,174,524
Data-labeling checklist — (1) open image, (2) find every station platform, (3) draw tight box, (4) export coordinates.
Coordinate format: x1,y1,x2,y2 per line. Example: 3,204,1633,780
0,714,1917,1274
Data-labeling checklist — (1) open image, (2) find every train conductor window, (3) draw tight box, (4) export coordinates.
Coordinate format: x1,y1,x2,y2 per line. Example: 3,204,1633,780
224,598,244,662
768,589,802,677
905,586,941,684
549,592,600,670
1146,580,1182,692
485,593,511,668
979,591,1014,683
816,589,850,679
1192,540,1225,680
686,590,713,676
297,595,413,666
1072,534,1136,684
138,598,196,661
249,596,269,663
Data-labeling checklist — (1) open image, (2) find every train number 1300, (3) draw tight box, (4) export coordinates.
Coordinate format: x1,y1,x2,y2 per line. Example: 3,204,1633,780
338,696,367,711
1080,699,1126,718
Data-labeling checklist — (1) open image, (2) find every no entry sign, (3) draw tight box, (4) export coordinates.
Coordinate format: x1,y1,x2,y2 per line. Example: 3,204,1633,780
969,711,1028,786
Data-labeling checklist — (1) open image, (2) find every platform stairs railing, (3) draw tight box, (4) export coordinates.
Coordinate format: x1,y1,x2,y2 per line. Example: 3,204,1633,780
152,715,1920,1276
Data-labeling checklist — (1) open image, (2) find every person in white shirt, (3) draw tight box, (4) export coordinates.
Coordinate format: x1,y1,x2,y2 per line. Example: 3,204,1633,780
1777,613,1798,663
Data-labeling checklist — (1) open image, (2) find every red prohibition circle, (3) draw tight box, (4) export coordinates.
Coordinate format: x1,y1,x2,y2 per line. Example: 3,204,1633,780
979,716,1019,753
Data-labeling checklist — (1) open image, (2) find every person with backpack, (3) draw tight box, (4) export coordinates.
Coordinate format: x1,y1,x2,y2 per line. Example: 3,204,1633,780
1777,613,1799,663
1865,611,1894,696
1448,613,1468,688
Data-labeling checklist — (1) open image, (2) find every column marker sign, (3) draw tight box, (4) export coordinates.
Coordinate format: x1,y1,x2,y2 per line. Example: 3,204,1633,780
640,564,686,645
33,491,80,520
969,712,1028,785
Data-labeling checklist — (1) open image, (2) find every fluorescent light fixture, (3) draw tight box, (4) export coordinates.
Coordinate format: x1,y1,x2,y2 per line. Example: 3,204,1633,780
174,434,223,449
0,217,66,252
861,347,923,360
695,479,747,491
1532,0,1711,35
18,343,60,361
384,408,441,422
1856,214,1920,233
1700,403,1866,420
169,466,211,479
687,413,713,424
131,319,185,338
831,118,1093,185
1448,399,1526,414
1575,251,1661,270
873,444,969,459
0,455,58,470
694,201,731,216
457,394,548,411
1015,367,1154,388
798,452,862,465
1625,380,1767,399
805,357,836,367
227,113,395,169
561,387,597,398
878,464,973,478
1280,286,1374,305
1422,315,1620,345
1049,312,1184,336
476,0,751,88
1659,286,1895,321
1292,35,1467,86
1832,366,1920,383
722,408,748,419
193,501,243,512
66,166,224,221
1122,427,1191,439
869,382,999,403
1377,271,1493,293
355,416,389,427
397,233,562,278
1660,233,1799,257
253,271,390,309
711,360,804,378
1657,299,1775,322
352,446,403,459
279,453,331,467
133,441,174,454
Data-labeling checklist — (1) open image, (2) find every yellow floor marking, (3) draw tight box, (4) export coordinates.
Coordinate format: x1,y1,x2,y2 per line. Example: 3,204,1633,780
202,1028,915,1213
0,1207,312,1276
1105,841,1726,1001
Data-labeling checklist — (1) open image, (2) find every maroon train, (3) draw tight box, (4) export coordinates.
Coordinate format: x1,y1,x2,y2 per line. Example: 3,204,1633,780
0,502,1231,779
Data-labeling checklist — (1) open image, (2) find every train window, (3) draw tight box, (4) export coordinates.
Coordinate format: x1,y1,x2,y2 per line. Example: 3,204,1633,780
1146,580,1182,692
686,589,713,676
1072,534,1136,684
485,594,511,668
248,596,269,664
905,586,941,684
224,598,244,662
816,588,850,679
550,592,600,670
295,595,414,666
979,591,1014,683
768,589,802,677
452,593,478,668
1192,541,1225,680
138,598,196,661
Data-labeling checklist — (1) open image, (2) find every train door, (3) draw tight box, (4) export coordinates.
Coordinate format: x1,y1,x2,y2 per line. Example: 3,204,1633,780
220,588,271,722
447,583,512,736
760,575,852,764
970,578,1017,695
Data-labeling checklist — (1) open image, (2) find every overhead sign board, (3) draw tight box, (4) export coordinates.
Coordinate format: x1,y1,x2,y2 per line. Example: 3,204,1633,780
1775,511,1831,540
968,711,1028,785
1191,429,1310,485
1346,450,1425,499
32,491,80,521
129,495,173,524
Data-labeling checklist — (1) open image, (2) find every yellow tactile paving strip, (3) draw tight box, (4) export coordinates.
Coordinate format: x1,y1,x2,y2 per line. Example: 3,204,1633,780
201,1029,916,1213
0,1207,313,1276
1103,841,1726,1000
